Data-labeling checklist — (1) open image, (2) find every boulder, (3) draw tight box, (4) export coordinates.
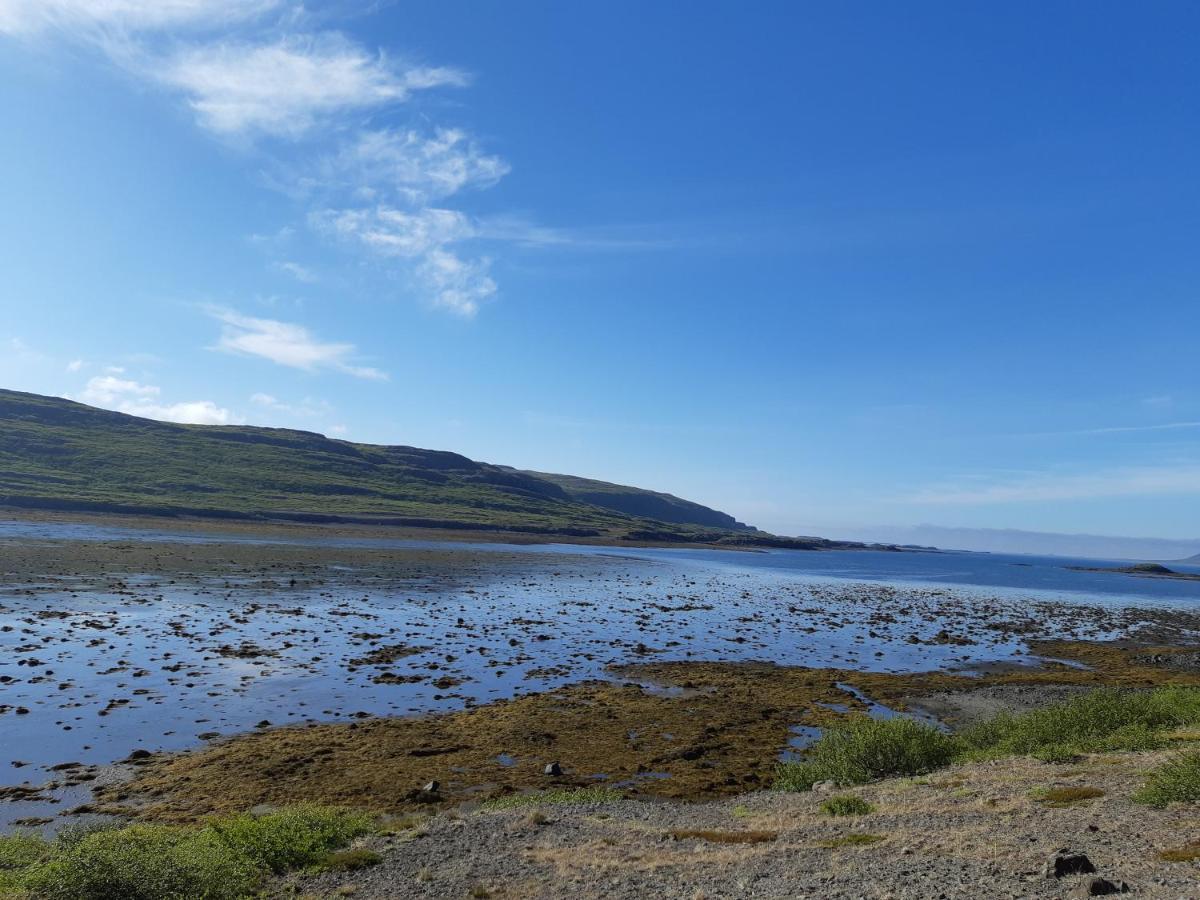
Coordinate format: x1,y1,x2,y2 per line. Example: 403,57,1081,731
1045,849,1097,879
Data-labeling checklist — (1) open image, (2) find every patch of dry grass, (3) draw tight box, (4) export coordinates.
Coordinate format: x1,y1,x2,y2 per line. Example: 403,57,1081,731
1032,785,1106,807
1158,841,1200,862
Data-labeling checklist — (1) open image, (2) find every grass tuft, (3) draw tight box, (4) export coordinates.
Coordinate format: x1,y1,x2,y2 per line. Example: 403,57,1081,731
1031,786,1105,807
1159,841,1200,862
819,795,875,816
775,716,960,790
1134,751,1200,808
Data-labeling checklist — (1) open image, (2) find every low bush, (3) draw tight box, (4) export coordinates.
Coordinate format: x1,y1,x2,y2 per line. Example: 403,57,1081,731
1134,751,1200,808
22,824,259,900
0,805,373,899
208,804,372,874
775,716,961,791
961,687,1200,760
819,795,875,816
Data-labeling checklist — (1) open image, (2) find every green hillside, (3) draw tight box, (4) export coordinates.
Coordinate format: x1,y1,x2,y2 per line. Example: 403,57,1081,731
0,389,752,540
513,470,754,532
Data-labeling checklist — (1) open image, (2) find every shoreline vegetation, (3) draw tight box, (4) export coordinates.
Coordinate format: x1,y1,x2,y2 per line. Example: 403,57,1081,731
92,640,1200,823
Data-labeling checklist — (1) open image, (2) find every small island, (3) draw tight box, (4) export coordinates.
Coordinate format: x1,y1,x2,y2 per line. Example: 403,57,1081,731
1067,562,1200,582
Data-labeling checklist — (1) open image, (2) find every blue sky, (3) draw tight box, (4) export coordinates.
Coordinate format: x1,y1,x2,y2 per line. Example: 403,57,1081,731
2,1,1199,548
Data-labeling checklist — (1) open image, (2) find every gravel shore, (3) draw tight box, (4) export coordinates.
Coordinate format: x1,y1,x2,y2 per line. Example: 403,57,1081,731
275,749,1200,899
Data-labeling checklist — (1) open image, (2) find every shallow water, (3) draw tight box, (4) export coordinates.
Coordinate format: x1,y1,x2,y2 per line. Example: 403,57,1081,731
2,519,1197,606
1,519,1197,831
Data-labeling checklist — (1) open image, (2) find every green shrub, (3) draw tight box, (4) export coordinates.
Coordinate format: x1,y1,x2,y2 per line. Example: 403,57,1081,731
1134,751,1200,808
774,716,962,790
21,824,258,900
0,832,51,870
819,795,874,816
0,805,374,900
207,805,372,874
961,687,1200,760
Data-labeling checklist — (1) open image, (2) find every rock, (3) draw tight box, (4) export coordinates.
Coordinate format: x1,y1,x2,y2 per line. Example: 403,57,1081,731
1072,876,1130,896
125,749,152,761
423,780,440,793
544,762,563,776
1046,849,1097,879
812,780,837,793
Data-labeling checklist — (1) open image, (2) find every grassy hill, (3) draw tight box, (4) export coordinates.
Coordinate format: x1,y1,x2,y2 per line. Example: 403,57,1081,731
0,389,755,541
506,470,754,532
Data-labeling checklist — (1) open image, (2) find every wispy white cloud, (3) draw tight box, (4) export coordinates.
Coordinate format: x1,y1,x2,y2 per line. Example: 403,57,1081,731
0,0,278,36
65,358,86,373
274,260,317,283
1015,421,1200,438
313,206,474,257
312,206,496,315
322,128,509,203
4,0,520,317
77,374,235,425
473,214,674,250
898,463,1200,505
417,249,495,317
157,35,466,138
208,307,388,379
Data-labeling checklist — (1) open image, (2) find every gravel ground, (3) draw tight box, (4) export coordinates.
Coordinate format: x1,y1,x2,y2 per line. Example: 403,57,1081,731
275,750,1200,899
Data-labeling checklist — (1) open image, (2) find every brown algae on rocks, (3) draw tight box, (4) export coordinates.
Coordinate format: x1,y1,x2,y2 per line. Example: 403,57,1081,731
95,639,1200,823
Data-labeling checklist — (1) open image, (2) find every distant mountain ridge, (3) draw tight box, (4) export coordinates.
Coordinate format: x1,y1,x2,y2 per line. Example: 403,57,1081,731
0,388,756,542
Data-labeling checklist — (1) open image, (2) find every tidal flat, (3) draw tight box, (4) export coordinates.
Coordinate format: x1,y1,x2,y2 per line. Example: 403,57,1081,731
2,516,1200,830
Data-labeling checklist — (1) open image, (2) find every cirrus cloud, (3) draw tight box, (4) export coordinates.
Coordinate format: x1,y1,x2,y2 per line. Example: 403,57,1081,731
159,35,468,138
323,128,510,203
0,0,279,36
207,307,388,379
